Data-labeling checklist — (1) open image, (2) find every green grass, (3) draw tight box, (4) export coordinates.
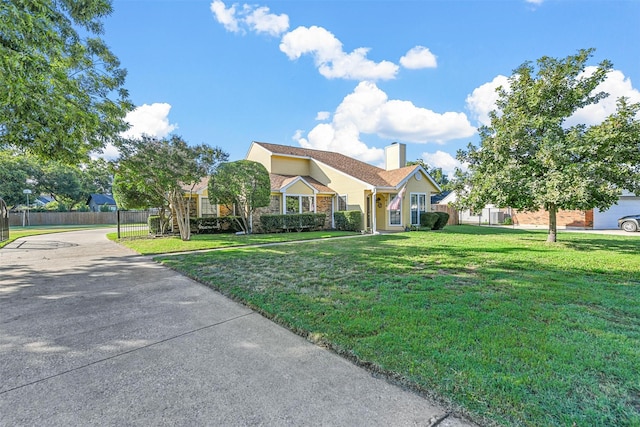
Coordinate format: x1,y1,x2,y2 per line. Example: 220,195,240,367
108,230,359,255
156,226,640,426
0,225,113,249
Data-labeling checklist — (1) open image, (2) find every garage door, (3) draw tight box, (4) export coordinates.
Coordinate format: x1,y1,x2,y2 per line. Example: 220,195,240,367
593,197,640,229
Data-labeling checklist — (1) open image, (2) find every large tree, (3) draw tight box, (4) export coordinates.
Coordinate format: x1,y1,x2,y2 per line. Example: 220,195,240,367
208,160,271,234
0,0,133,163
455,49,640,242
115,135,228,241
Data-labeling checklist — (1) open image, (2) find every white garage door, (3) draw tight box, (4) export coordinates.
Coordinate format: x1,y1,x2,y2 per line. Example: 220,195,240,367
593,197,640,229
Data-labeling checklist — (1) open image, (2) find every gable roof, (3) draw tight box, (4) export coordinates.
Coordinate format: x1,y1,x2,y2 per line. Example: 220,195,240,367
270,174,335,194
253,141,439,190
87,194,116,205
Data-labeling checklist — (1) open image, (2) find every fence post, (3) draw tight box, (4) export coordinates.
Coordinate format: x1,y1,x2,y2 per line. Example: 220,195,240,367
117,210,121,239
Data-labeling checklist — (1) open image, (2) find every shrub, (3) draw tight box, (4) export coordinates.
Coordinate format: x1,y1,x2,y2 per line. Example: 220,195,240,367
433,211,449,230
503,216,513,225
420,212,439,230
334,210,362,231
148,215,169,235
260,213,326,233
190,216,243,234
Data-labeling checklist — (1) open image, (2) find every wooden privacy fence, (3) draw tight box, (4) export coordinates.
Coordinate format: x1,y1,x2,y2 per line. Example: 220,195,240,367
431,204,459,225
9,211,119,226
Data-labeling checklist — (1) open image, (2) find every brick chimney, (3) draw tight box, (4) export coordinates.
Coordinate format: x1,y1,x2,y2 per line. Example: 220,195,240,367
384,142,406,170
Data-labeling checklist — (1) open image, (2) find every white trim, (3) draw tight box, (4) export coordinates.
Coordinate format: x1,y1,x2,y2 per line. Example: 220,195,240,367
409,192,427,226
281,176,318,194
388,192,402,226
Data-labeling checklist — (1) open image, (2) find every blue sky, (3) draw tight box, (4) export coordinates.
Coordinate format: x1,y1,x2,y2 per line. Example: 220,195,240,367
102,0,640,174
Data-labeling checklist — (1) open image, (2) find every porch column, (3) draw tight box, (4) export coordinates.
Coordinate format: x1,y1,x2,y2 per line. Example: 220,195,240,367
372,189,377,234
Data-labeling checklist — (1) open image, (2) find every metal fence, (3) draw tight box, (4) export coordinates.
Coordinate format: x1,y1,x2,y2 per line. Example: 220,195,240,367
116,210,151,239
0,198,8,242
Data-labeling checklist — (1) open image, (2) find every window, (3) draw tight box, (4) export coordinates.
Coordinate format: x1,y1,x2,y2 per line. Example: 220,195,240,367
389,194,402,226
336,195,347,211
410,193,427,225
200,197,217,217
286,195,315,214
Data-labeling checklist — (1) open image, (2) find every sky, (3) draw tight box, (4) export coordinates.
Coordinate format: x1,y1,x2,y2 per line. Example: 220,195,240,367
101,0,640,175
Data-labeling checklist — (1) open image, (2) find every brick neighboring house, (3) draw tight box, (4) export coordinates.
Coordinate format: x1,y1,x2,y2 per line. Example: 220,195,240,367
437,190,639,229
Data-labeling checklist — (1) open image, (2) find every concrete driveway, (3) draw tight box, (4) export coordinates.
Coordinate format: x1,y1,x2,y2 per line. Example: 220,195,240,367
0,229,473,426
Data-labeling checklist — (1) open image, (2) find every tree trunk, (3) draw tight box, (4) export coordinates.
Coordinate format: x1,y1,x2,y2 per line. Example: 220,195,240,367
547,204,557,243
169,190,191,241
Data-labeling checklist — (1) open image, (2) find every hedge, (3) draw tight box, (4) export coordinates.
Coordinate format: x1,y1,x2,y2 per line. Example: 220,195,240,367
260,213,326,233
148,215,169,235
190,216,243,234
334,210,362,231
420,212,439,230
433,211,449,230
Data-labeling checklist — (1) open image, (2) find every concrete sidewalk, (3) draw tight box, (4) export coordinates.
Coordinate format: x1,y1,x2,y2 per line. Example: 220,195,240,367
0,229,475,426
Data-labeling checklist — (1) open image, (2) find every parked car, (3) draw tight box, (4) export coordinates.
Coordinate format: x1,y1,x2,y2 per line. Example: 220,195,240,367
618,214,640,232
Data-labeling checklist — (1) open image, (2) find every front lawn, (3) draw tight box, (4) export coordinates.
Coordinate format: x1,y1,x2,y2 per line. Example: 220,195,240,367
108,230,359,255
157,226,640,426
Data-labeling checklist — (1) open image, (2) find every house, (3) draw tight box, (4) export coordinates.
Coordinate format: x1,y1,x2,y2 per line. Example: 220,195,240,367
34,195,55,207
189,141,442,233
87,194,117,212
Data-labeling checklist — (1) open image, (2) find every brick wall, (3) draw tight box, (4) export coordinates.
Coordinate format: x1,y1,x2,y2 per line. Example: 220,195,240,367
512,209,593,228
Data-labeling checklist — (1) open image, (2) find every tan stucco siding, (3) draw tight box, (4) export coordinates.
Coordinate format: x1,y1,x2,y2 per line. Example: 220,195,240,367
285,180,314,195
309,161,369,211
271,156,310,176
246,144,274,172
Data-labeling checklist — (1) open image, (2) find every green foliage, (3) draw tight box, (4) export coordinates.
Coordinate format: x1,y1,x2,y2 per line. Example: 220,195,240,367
189,216,243,234
208,160,271,234
433,211,449,230
148,215,169,235
116,135,228,241
420,212,439,229
0,0,133,163
334,210,362,231
455,49,640,242
260,213,326,233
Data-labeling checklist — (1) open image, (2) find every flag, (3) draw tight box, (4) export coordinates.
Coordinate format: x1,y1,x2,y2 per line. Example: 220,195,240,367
388,185,406,211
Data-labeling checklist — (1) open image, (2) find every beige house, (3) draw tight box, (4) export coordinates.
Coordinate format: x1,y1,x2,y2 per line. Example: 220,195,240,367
245,141,441,233
187,141,441,233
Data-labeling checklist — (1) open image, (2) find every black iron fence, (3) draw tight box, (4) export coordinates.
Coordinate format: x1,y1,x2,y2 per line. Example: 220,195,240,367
116,210,151,239
0,198,8,242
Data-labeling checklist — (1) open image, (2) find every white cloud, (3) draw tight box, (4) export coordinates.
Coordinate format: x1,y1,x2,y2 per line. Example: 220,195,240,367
210,0,240,33
466,69,640,128
465,75,509,127
421,150,465,176
293,81,476,164
315,111,330,121
280,26,398,81
525,0,544,4
566,67,640,126
122,103,177,140
210,1,289,36
244,5,289,36
94,103,177,160
400,46,437,69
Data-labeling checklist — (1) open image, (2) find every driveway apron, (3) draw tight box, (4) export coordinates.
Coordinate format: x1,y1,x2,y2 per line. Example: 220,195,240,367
0,229,473,426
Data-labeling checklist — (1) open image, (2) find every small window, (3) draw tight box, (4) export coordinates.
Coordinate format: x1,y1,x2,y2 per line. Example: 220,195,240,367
201,197,217,217
336,195,347,211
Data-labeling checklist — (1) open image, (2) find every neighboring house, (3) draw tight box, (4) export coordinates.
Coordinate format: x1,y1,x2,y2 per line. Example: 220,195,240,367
188,141,441,233
87,194,117,212
438,190,640,229
34,195,55,207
